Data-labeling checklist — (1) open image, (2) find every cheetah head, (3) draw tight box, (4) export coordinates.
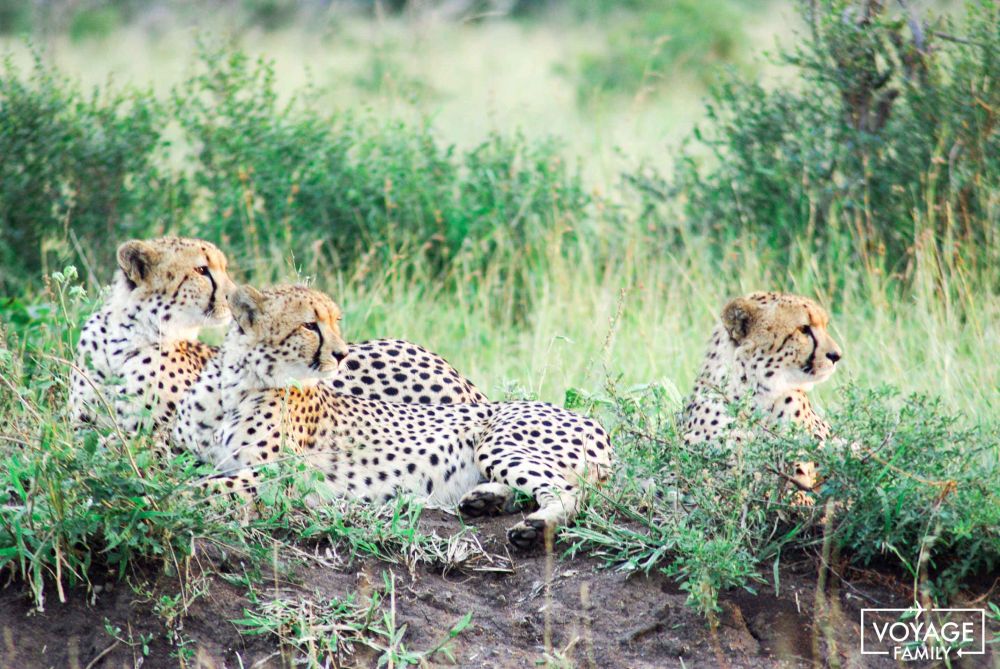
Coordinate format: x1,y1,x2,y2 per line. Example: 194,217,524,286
722,291,842,395
227,284,349,388
113,237,235,339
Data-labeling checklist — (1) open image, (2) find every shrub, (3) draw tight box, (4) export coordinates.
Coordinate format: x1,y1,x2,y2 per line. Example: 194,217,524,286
175,45,590,282
575,0,746,102
0,55,176,292
823,385,1000,597
0,0,32,35
0,44,590,310
564,382,1000,618
68,6,122,42
665,0,999,271
240,0,297,31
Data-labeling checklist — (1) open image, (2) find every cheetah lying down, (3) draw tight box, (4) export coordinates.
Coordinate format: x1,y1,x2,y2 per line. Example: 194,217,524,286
197,284,612,548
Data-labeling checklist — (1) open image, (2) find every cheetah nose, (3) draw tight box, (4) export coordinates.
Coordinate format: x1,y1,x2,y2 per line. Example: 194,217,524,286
333,350,348,364
826,351,841,364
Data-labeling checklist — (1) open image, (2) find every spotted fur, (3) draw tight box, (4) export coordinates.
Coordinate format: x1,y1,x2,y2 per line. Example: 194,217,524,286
69,237,235,433
681,292,843,493
199,285,612,548
174,340,486,455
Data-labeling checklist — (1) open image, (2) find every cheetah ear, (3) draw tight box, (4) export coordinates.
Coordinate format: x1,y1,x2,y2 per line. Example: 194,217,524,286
722,297,760,342
117,240,160,289
229,285,265,334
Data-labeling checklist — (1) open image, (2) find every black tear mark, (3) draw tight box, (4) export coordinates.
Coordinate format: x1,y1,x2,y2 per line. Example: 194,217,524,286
802,329,818,374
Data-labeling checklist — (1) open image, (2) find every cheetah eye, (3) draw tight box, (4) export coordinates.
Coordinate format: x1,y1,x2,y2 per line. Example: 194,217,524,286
195,266,210,276
303,322,320,333
800,325,812,335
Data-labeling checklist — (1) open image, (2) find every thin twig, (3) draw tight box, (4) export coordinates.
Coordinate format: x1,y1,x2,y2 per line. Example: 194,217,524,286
858,444,956,490
83,640,120,669
929,31,991,48
895,0,925,51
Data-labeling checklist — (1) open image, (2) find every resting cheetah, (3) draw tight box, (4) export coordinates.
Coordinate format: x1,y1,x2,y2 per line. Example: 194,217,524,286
69,237,235,432
681,291,842,491
198,284,612,548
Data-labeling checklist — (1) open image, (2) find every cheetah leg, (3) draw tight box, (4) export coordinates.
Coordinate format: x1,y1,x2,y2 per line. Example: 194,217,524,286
458,482,521,518
475,452,582,548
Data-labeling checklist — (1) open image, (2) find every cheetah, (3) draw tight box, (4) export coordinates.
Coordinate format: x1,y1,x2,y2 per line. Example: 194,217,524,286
680,291,843,493
69,237,235,433
197,284,612,548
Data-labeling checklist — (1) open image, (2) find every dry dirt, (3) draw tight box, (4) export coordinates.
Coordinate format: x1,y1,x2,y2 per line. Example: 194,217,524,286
1,511,997,668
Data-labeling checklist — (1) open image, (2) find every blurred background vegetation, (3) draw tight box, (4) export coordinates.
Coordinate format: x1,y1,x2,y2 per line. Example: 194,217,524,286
0,0,997,418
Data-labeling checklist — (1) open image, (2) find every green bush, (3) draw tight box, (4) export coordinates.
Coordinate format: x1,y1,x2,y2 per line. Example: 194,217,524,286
0,55,176,291
240,0,297,31
823,386,1000,597
0,46,590,309
176,45,589,279
665,0,999,270
565,382,1000,618
68,6,122,42
0,0,32,35
574,0,746,101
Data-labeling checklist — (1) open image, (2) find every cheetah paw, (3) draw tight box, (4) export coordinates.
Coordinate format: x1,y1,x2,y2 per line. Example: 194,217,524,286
791,490,815,507
507,518,552,550
459,490,510,518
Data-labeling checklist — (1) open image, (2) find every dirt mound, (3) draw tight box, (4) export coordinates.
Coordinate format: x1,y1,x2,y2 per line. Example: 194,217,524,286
1,511,995,668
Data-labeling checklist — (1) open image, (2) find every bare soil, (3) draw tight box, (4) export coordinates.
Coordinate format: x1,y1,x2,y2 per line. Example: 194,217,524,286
1,511,996,668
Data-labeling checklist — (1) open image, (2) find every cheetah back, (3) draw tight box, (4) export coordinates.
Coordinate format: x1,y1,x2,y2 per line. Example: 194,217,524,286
331,339,487,404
